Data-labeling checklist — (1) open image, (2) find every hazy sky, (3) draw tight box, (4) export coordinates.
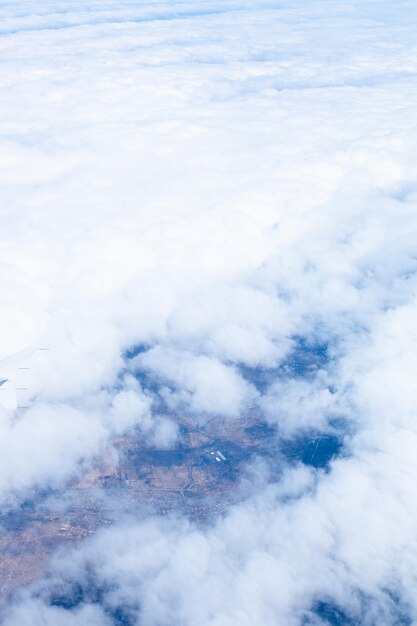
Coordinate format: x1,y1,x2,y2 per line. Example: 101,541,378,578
1,1,417,624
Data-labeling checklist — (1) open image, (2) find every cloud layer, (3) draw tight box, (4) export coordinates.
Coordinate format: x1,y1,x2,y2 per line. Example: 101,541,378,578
1,0,417,624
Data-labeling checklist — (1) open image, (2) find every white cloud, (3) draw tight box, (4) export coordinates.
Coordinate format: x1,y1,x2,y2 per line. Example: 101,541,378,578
1,0,417,624
136,346,257,417
262,377,341,437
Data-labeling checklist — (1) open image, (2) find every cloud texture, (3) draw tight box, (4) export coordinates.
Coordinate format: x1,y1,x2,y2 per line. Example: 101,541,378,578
1,0,417,624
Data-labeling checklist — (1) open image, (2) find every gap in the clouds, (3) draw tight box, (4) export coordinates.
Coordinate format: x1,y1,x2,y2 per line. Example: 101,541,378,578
239,364,280,394
0,488,56,530
49,583,134,626
282,336,330,378
49,580,138,625
123,343,151,360
49,575,135,621
123,335,332,418
110,607,135,626
122,343,171,411
281,432,344,470
49,582,87,611
122,342,173,412
310,601,356,626
382,589,414,626
308,592,413,626
239,335,347,471
240,336,330,394
122,338,345,475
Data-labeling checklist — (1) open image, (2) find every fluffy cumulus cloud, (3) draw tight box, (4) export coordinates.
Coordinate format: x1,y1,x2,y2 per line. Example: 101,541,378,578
133,346,258,416
1,0,417,623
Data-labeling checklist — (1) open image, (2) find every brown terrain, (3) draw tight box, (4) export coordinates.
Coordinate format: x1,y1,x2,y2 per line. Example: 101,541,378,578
0,413,276,595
